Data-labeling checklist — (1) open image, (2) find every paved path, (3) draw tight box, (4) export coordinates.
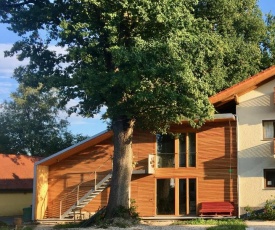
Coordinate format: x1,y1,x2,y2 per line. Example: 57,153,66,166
3,217,275,229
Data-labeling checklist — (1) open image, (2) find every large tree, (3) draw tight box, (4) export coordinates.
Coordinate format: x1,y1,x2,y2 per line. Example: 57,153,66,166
0,83,87,156
262,13,275,68
0,0,268,218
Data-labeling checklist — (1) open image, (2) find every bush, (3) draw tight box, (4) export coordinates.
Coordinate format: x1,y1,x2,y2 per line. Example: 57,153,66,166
258,197,275,220
81,199,140,228
244,196,275,220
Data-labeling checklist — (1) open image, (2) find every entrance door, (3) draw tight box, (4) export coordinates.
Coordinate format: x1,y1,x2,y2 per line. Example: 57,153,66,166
157,178,196,215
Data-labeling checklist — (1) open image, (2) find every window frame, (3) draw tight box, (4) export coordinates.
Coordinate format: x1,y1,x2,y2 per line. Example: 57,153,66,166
264,169,275,188
179,132,197,168
263,120,275,140
156,133,197,168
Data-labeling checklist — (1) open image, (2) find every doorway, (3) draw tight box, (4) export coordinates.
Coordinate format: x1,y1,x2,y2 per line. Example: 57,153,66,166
156,178,197,215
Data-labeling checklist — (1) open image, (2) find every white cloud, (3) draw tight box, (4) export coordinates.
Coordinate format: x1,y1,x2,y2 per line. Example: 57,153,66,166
0,44,29,77
0,43,65,102
0,43,106,135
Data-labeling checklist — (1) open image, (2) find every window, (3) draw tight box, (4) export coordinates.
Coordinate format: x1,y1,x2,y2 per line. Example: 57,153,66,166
156,133,196,168
157,179,175,214
179,133,196,167
264,169,275,188
156,134,175,168
157,178,197,215
263,120,275,139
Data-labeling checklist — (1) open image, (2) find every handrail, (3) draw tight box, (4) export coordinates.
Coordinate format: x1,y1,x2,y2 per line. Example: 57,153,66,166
59,155,112,219
60,155,112,201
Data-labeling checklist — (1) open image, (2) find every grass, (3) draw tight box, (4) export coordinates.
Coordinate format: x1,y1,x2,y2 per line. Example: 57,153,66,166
0,226,33,230
173,218,247,230
53,222,82,229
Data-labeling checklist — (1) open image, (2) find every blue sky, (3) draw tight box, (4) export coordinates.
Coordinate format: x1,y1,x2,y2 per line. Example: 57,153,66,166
0,0,274,136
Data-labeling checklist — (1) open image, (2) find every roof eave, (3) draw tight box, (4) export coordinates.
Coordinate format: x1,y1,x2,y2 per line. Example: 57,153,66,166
209,66,275,106
35,130,113,166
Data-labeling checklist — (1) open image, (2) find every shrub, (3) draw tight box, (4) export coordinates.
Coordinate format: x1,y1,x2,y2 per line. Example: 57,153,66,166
258,197,275,220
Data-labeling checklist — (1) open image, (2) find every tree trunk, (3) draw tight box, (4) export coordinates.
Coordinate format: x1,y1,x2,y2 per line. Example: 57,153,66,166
105,116,135,218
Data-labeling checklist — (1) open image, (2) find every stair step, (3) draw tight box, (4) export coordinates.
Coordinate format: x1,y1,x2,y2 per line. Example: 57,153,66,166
61,173,112,219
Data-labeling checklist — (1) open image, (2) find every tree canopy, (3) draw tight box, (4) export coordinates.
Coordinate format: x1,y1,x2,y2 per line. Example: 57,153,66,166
0,0,273,218
0,83,88,156
1,0,269,131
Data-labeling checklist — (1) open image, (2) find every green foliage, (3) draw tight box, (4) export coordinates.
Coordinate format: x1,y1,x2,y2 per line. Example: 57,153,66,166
174,219,246,230
258,197,275,220
87,200,140,228
243,205,257,220
261,13,275,68
0,0,269,133
0,0,273,218
206,225,246,230
0,225,33,230
53,222,81,229
243,196,275,220
0,221,7,227
0,83,88,156
174,218,245,226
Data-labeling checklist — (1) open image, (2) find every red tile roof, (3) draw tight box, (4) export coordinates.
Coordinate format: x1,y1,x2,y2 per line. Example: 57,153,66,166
0,154,42,190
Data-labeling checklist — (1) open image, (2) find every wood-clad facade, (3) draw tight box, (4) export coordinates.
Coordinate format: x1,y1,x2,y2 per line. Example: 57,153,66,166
32,66,275,220
33,119,237,220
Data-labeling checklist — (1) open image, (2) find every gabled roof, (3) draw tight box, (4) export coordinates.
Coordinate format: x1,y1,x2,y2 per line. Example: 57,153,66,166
209,66,275,107
35,67,275,168
0,154,42,190
36,130,113,166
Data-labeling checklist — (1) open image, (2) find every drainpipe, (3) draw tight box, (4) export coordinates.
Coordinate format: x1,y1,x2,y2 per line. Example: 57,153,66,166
235,114,240,218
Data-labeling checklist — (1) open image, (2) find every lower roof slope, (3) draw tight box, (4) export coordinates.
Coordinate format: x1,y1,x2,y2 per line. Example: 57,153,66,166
0,154,42,190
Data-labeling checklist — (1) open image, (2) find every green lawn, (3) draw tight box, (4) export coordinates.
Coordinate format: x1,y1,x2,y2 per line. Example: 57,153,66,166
173,218,247,230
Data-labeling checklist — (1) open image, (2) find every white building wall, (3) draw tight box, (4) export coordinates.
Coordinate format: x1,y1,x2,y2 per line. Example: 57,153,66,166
237,79,275,215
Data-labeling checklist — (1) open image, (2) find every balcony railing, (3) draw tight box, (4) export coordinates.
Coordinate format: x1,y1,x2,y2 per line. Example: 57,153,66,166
157,153,175,168
157,152,196,168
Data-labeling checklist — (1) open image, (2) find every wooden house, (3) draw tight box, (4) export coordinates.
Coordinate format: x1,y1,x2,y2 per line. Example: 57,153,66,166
32,66,275,221
0,154,41,216
33,118,237,220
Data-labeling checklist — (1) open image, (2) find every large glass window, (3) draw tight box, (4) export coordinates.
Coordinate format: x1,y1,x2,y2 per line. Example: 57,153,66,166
157,178,197,216
179,179,186,214
264,169,275,188
179,133,186,167
189,179,197,214
179,133,196,167
263,121,275,139
157,134,175,168
157,179,175,214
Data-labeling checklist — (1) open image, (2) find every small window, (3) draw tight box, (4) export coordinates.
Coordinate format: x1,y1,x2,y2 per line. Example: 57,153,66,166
264,169,275,188
263,121,275,139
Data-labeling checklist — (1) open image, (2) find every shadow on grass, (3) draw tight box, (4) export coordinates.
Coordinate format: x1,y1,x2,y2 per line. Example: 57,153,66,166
206,225,246,230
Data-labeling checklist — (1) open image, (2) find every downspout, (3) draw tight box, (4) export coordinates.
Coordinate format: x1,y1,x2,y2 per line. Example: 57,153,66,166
235,115,240,218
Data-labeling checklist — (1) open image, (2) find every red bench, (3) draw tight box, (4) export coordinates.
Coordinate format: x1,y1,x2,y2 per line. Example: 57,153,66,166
199,202,234,216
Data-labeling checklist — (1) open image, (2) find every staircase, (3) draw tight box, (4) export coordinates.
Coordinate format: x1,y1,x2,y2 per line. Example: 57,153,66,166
61,172,112,219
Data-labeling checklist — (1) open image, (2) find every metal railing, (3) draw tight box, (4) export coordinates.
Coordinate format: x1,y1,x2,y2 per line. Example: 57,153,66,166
59,156,112,219
157,153,175,168
157,152,196,168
